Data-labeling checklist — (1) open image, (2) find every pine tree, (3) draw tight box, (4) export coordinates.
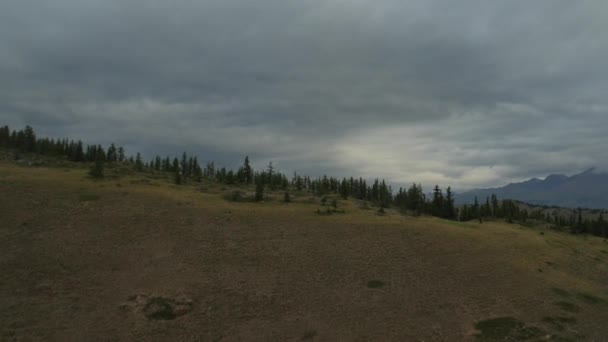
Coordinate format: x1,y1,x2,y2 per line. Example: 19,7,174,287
444,186,455,220
174,170,182,185
74,141,85,162
255,181,264,202
135,153,144,171
89,159,104,178
180,152,188,176
0,125,9,147
432,185,444,217
339,178,349,199
172,158,179,173
107,143,118,162
484,197,491,218
23,125,36,152
575,207,584,234
117,147,125,162
473,196,481,222
192,157,202,182
244,156,253,184
267,162,274,189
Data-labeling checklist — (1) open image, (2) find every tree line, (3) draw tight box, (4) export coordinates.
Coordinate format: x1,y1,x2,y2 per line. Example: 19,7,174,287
459,193,608,238
2,124,607,238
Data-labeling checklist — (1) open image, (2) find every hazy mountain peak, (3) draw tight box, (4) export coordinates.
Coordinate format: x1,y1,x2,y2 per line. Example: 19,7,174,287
545,174,567,181
457,169,608,209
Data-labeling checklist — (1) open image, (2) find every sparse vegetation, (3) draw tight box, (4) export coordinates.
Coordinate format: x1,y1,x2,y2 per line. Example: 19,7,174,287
555,301,580,313
79,194,101,202
2,126,608,340
542,316,577,331
551,288,570,298
5,124,608,239
474,317,544,341
576,292,605,305
255,181,264,202
88,159,104,178
301,330,317,340
367,280,385,288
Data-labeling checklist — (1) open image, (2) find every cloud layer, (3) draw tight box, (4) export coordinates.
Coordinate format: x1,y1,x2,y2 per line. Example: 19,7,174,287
2,0,607,190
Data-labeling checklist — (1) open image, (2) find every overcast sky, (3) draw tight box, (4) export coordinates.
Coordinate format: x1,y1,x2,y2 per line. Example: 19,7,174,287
1,0,607,190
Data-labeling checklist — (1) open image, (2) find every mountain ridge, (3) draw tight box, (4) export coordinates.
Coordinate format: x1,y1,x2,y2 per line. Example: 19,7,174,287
456,168,608,209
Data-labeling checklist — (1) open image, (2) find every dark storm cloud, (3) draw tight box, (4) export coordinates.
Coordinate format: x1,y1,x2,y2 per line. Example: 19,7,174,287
1,0,607,189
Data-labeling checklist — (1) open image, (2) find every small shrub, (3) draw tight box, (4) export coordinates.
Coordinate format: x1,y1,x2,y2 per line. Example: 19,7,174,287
226,191,243,202
255,182,264,202
542,316,577,331
555,301,580,313
79,194,101,202
474,317,544,340
576,292,605,305
551,288,570,298
89,159,104,178
144,297,177,320
367,280,385,288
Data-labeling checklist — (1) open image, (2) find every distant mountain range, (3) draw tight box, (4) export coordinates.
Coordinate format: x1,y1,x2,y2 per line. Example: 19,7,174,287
456,168,608,209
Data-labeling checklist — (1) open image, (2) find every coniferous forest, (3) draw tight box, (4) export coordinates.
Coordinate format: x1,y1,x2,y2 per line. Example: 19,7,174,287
2,124,607,238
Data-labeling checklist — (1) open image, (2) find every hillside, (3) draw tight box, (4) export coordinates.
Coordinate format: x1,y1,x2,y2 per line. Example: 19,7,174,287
2,161,608,341
456,169,608,209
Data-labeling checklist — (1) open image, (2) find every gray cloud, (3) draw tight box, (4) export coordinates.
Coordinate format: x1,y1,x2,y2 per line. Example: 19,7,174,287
1,0,607,190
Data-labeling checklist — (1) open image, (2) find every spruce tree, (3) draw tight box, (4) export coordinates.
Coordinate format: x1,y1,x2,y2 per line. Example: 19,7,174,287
0,125,9,147
174,170,182,185
117,147,125,162
23,125,36,152
432,185,443,217
444,186,455,220
180,152,188,176
244,156,253,184
107,143,118,162
255,181,264,202
89,159,104,178
267,162,274,189
135,153,144,171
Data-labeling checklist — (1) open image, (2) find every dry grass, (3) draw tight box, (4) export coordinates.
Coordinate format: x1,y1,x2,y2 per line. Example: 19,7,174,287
1,162,608,341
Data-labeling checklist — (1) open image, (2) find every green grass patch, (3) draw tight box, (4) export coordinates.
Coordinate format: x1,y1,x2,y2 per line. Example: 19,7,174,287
78,194,101,202
576,292,605,305
519,221,538,228
551,288,570,298
555,301,580,313
542,316,577,331
442,220,478,229
315,207,346,215
474,317,544,341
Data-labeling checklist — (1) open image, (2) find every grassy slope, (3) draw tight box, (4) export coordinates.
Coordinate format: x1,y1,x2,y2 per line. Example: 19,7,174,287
1,162,607,341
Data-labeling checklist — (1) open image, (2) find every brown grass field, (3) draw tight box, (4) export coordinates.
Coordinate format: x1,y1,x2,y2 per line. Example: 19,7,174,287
1,162,607,341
